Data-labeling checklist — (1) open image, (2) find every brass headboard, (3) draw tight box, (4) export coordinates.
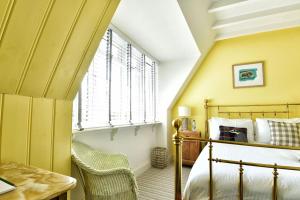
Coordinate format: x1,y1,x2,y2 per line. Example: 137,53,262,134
204,99,300,138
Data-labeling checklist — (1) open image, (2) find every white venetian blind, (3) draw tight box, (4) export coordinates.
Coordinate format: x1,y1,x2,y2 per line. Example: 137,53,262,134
145,56,156,122
131,46,144,123
72,28,158,130
110,31,129,125
80,33,109,128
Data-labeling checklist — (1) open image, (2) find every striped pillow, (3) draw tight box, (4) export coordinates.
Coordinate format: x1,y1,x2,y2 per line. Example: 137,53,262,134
268,121,300,147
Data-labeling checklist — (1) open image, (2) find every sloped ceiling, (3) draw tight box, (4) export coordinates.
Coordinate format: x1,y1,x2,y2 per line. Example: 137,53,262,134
0,0,119,100
177,0,216,53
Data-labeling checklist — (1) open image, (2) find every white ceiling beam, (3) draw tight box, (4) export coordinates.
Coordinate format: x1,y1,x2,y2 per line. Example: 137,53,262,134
208,0,251,13
215,19,300,40
212,3,300,30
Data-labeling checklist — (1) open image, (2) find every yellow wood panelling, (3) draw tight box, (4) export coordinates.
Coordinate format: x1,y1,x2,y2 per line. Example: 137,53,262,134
0,0,50,94
0,0,120,99
20,0,86,97
16,0,55,94
0,94,3,161
53,100,72,175
26,97,33,165
1,95,30,164
45,0,112,99
30,98,53,170
42,0,87,98
50,100,56,171
0,0,15,46
0,94,72,174
66,0,120,99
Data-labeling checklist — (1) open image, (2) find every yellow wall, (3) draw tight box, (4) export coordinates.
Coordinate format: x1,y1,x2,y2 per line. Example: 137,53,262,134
0,0,119,175
172,27,300,138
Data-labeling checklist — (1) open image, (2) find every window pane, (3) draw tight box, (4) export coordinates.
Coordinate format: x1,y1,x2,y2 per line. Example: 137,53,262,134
145,56,155,122
81,35,109,128
131,47,144,123
110,31,129,124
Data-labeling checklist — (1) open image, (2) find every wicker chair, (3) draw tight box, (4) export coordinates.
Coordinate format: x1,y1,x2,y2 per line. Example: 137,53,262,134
71,141,138,200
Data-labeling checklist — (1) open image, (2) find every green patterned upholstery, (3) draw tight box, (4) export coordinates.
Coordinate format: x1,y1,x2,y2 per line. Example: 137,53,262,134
71,141,138,200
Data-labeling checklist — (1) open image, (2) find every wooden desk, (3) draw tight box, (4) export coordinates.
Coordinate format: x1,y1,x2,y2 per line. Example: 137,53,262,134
0,162,76,200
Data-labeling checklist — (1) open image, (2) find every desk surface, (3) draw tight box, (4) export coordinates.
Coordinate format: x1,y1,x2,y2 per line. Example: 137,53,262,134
0,162,76,200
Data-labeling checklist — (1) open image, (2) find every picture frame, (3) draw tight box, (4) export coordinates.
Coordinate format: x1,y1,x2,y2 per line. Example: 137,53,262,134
232,61,264,88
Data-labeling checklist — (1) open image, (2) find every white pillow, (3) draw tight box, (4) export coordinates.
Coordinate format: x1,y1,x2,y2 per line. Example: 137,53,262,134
255,118,300,144
209,117,255,142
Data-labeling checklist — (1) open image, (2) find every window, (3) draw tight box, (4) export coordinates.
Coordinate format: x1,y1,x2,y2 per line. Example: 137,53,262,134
72,28,157,130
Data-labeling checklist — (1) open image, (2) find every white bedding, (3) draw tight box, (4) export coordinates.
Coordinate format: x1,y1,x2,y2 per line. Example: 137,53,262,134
184,143,300,200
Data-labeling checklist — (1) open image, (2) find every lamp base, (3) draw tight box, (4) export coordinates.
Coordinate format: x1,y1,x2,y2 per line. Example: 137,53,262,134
181,118,188,131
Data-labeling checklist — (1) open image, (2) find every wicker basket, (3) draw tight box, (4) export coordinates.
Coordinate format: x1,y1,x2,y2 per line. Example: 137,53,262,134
151,147,168,169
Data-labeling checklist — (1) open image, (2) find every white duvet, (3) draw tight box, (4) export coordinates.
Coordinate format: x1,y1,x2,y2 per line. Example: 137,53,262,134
184,143,300,200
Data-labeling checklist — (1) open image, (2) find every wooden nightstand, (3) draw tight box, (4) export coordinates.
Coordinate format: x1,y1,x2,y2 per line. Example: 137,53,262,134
182,130,202,166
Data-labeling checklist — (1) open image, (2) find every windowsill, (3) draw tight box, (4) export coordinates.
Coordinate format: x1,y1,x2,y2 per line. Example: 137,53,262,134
72,121,162,134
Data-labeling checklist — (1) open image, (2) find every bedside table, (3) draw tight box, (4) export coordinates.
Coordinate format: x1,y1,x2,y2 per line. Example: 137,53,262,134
182,130,201,166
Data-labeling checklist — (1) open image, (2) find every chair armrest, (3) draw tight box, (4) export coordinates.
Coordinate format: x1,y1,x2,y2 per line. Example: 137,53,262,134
98,152,130,168
85,166,134,177
83,151,130,170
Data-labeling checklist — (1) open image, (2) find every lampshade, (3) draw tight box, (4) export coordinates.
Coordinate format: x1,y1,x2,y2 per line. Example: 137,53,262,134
178,106,191,117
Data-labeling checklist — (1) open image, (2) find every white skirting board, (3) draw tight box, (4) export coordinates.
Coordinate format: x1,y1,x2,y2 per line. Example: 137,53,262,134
134,161,151,177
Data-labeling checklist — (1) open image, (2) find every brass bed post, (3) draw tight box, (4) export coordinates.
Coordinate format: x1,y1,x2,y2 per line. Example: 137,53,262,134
273,164,278,200
204,99,209,139
239,160,244,200
209,139,213,200
172,119,183,200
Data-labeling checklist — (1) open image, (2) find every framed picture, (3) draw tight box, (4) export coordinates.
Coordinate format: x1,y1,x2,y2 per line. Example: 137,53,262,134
232,61,264,88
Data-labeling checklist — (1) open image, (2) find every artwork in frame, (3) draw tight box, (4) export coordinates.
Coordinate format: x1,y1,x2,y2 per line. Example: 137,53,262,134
232,61,264,88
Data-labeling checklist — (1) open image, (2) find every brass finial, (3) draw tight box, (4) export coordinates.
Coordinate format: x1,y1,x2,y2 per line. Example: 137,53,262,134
172,118,182,132
204,99,209,109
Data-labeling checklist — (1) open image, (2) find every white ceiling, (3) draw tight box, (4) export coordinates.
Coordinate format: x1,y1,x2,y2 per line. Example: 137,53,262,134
111,0,200,62
209,0,300,40
111,0,300,62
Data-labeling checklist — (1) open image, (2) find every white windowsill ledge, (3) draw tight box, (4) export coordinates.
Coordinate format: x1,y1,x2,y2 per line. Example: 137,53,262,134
72,122,162,140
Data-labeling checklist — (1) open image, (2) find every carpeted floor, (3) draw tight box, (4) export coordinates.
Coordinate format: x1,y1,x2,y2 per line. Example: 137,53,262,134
137,165,191,200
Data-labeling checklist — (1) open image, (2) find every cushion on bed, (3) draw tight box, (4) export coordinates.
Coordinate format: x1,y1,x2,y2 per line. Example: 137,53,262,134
268,121,300,147
209,117,254,142
255,118,300,144
219,126,248,142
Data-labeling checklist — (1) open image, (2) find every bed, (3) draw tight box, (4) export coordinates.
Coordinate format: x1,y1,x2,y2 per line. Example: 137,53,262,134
172,100,300,200
184,143,300,200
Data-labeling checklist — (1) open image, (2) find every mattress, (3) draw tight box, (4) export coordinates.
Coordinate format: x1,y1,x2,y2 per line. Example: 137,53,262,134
183,143,300,200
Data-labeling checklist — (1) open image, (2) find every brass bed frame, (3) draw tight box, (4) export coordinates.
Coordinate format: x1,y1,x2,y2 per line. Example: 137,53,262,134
172,100,300,200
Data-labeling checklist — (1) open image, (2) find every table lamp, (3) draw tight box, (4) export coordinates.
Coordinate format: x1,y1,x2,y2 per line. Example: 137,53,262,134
178,106,191,131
